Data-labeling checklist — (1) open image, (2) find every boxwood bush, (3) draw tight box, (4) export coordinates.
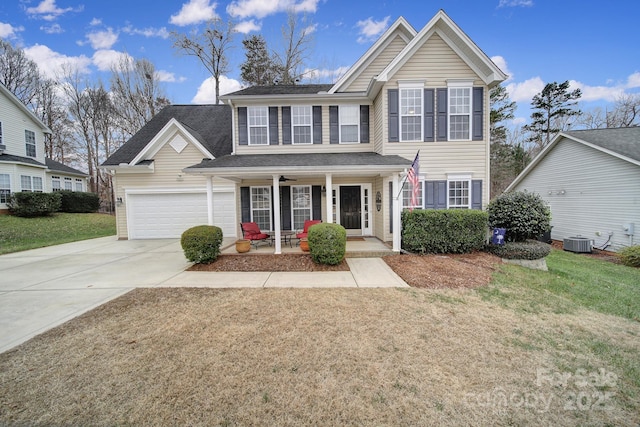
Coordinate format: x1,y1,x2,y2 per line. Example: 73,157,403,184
487,191,551,242
308,223,346,265
7,192,62,217
180,225,223,264
58,190,100,213
618,245,640,268
485,240,552,260
402,209,488,254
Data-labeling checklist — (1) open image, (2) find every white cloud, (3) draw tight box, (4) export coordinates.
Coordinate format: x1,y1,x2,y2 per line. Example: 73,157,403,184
41,23,64,34
490,55,512,82
302,66,349,82
26,0,79,21
86,28,118,50
170,0,218,26
122,25,170,39
235,19,261,34
90,18,102,26
191,76,242,104
23,44,92,78
505,76,545,102
92,49,133,71
511,117,527,125
227,0,320,19
626,72,640,88
155,70,186,83
498,0,533,7
0,22,24,38
568,79,625,103
356,16,390,44
302,23,317,36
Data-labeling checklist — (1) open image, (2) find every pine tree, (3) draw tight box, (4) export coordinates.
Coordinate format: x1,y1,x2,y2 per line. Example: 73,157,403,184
240,35,278,86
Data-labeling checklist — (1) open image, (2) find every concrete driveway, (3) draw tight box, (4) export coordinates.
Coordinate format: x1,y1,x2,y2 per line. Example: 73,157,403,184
0,237,189,353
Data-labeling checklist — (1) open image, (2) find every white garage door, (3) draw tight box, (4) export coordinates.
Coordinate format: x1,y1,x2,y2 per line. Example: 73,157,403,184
128,192,235,239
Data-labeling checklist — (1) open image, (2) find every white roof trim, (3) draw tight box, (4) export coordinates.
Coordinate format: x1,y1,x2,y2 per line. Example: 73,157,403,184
376,10,507,86
328,16,417,94
505,131,640,192
0,82,52,134
129,118,214,166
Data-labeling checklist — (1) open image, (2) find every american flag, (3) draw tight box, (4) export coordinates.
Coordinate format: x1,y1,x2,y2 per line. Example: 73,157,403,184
408,151,420,211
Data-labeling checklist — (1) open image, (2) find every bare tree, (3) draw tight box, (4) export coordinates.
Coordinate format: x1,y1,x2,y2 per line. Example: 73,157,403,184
32,78,75,162
577,107,607,130
274,12,314,84
607,93,640,127
110,56,170,139
171,18,234,104
0,39,42,106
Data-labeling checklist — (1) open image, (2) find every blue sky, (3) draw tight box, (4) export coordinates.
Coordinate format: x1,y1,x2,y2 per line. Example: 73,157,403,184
1,0,639,124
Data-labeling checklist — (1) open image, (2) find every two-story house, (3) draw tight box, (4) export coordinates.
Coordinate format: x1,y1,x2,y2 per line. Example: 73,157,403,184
0,82,89,213
101,10,506,252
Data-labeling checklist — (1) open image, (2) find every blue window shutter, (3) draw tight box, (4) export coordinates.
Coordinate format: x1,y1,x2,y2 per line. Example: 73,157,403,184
471,180,483,209
389,181,393,233
388,89,399,142
472,87,483,141
360,105,370,143
329,106,339,144
436,88,447,141
312,186,322,219
280,186,291,230
313,106,322,144
282,107,291,144
426,180,447,209
436,181,447,209
240,187,251,222
424,89,435,142
269,107,279,145
238,107,248,145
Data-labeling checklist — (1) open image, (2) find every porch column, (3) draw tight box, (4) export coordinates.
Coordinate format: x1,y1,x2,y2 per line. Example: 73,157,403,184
206,175,214,226
272,174,282,254
325,173,333,223
392,173,401,252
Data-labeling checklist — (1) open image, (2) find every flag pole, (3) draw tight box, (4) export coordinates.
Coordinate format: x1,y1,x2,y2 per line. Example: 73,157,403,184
396,150,420,200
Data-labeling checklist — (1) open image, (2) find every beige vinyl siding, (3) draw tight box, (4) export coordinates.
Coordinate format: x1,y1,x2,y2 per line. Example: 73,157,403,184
113,137,211,239
513,138,640,251
235,103,374,155
391,33,483,86
345,34,409,92
0,92,47,164
373,90,384,154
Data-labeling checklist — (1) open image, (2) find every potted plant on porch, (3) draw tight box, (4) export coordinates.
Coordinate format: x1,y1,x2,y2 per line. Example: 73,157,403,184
235,239,251,253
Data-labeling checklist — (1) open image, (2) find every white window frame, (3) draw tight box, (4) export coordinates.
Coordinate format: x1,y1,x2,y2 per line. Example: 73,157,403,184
291,185,312,230
447,80,473,141
250,186,272,231
0,174,10,204
401,177,424,209
75,178,84,192
291,105,313,145
52,175,61,192
33,176,43,193
21,175,32,192
25,130,36,157
399,83,423,142
339,105,360,144
447,174,472,209
64,177,73,191
247,106,269,145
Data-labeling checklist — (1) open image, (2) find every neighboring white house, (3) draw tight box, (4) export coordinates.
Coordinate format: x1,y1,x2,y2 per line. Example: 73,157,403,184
506,127,640,251
0,82,89,213
102,10,507,250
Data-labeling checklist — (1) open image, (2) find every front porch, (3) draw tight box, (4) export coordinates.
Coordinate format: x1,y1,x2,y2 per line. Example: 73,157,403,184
220,236,394,257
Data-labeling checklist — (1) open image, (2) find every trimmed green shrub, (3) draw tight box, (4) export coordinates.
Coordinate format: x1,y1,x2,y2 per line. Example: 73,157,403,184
618,245,640,268
180,225,223,264
7,192,62,217
308,223,347,265
487,191,551,242
402,209,488,254
485,240,552,260
58,190,100,213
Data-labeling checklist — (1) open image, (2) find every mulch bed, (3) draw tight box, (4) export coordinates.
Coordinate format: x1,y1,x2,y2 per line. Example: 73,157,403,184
188,254,350,272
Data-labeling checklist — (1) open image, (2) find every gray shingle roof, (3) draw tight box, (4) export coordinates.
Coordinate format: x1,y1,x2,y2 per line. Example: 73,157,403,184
102,105,232,166
0,154,46,167
45,158,87,176
224,84,334,97
186,152,412,170
564,127,640,163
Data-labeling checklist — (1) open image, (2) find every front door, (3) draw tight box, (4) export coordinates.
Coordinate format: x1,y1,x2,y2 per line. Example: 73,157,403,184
340,186,361,229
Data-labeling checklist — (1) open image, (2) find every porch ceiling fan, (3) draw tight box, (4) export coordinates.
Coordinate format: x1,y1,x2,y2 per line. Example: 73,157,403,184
278,175,297,182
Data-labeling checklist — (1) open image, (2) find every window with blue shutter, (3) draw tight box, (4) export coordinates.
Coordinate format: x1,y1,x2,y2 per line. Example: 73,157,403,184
388,89,399,142
238,107,248,145
269,107,279,145
436,89,447,141
472,87,483,141
424,89,435,142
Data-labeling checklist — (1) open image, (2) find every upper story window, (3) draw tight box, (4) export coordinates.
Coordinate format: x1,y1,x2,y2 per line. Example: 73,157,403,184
447,80,473,141
400,88,423,142
339,105,359,143
248,106,269,145
52,176,61,191
0,174,10,204
75,178,84,192
291,106,312,144
25,130,36,157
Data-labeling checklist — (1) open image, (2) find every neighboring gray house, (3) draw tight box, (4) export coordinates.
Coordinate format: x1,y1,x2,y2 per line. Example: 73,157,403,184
506,127,640,251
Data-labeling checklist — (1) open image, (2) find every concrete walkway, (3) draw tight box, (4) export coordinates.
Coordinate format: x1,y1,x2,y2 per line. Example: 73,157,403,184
0,237,407,353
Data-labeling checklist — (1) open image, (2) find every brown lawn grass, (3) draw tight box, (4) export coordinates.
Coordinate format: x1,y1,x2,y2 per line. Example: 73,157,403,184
1,287,638,426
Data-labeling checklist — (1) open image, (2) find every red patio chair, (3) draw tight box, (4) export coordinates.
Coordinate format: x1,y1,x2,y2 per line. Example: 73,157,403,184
240,222,270,249
296,219,322,240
